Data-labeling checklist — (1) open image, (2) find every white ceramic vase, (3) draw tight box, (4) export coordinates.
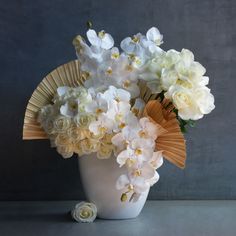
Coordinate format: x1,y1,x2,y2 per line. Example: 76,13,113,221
78,153,149,219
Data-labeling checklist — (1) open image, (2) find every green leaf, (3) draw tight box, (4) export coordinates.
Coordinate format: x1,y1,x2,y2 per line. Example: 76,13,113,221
158,91,165,102
180,125,187,133
187,120,196,127
170,108,197,134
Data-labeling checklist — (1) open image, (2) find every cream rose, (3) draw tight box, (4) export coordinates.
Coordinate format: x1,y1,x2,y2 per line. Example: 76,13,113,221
71,202,97,223
53,116,71,133
74,114,95,128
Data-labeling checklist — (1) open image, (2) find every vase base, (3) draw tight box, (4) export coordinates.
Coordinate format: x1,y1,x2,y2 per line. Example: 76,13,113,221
92,199,147,220
97,214,140,220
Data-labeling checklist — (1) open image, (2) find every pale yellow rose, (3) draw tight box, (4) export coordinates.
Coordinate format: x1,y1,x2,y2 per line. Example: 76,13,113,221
85,130,104,140
80,138,100,154
57,144,74,158
67,125,86,142
101,133,114,146
97,143,113,159
55,133,72,147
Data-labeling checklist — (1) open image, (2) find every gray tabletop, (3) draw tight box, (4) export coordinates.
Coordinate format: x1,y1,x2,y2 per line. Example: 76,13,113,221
0,201,235,236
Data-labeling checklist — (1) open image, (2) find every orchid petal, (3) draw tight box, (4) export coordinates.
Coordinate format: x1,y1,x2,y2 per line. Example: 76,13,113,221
101,33,114,49
146,27,163,46
86,29,100,47
116,174,129,190
57,86,69,96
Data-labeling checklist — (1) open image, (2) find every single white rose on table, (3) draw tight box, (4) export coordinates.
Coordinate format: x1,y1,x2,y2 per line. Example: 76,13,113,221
71,202,97,223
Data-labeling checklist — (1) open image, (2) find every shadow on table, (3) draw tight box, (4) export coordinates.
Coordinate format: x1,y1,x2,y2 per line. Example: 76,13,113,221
0,212,72,223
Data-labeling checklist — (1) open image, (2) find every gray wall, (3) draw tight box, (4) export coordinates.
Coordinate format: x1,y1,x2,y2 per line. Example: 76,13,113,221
0,0,235,200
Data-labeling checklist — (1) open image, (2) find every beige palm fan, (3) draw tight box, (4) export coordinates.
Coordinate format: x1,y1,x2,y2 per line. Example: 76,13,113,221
143,99,186,169
22,60,85,140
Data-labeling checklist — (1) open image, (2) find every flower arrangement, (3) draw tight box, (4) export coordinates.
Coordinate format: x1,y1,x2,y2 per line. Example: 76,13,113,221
32,26,215,202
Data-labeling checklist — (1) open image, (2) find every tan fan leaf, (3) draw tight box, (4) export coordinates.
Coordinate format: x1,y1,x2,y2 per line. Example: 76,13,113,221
23,60,84,140
143,99,186,169
138,80,160,103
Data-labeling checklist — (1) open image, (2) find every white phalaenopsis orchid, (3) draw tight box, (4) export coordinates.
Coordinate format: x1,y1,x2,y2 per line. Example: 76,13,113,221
111,125,140,153
106,100,131,122
116,173,150,195
89,114,114,136
60,100,79,118
116,162,161,202
139,117,159,140
120,27,163,69
149,151,163,169
131,98,145,117
55,87,92,118
146,27,163,46
75,29,141,97
120,33,145,55
116,141,154,167
87,29,114,50
85,93,108,114
102,86,131,103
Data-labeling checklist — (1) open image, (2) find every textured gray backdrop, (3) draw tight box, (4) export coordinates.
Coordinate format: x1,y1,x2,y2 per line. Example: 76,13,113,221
0,0,235,200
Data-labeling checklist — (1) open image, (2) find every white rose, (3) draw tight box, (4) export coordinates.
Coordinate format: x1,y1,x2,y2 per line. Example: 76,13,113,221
166,85,215,120
71,202,97,223
161,68,178,90
194,87,215,115
165,85,203,120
